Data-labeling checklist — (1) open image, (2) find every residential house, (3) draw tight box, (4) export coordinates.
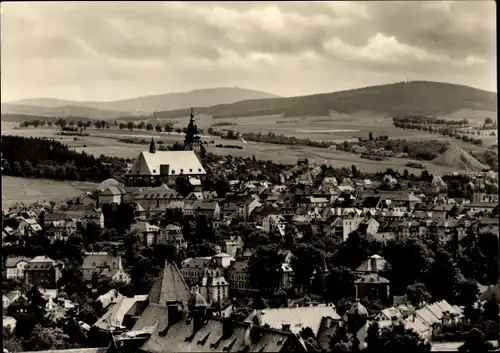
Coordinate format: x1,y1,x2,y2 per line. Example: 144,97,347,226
130,221,161,246
195,267,230,305
98,186,126,206
462,202,497,215
181,257,214,286
5,256,30,280
227,259,255,293
246,304,341,337
476,217,499,236
263,214,286,234
217,236,244,258
355,255,391,303
44,219,78,243
25,256,61,290
93,293,149,333
184,201,220,220
357,218,380,236
13,218,42,237
82,252,130,284
156,224,186,249
237,197,262,221
324,216,363,241
134,186,183,211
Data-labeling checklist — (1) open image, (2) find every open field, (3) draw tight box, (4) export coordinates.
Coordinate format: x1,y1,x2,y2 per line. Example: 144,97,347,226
2,113,496,176
2,176,96,209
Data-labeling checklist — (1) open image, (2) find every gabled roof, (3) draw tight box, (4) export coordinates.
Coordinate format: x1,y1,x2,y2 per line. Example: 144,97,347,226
147,261,191,306
5,256,31,267
128,151,206,176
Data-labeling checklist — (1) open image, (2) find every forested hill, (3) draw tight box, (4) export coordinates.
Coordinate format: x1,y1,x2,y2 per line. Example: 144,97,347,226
1,136,128,182
152,81,497,119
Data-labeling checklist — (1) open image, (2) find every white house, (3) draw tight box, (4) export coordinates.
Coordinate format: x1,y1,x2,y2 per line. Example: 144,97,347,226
5,257,30,280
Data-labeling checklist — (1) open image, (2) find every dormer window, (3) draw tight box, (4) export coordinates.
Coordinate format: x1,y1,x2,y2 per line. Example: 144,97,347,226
180,169,184,173
171,170,175,174
189,169,192,172
153,169,156,173
198,169,202,172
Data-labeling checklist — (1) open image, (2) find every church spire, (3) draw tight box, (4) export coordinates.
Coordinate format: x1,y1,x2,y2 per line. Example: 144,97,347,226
184,108,200,152
149,137,156,154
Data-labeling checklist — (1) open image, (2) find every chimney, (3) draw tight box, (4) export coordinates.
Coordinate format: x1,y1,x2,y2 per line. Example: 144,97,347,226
222,317,234,339
167,302,181,325
370,256,377,273
391,316,398,326
282,324,291,332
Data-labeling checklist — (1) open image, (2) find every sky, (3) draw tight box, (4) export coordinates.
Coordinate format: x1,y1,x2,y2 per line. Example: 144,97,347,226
1,1,496,102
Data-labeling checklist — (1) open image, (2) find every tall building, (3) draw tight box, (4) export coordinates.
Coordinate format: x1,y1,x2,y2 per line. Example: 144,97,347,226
124,111,206,187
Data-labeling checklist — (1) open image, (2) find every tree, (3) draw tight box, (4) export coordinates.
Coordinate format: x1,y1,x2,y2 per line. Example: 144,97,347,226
3,326,23,352
248,245,284,293
23,325,70,351
119,122,126,129
26,285,47,315
459,328,494,353
23,160,34,176
155,124,162,132
325,267,356,302
369,132,374,141
164,123,174,133
291,244,325,289
372,324,431,353
137,121,146,130
127,122,135,131
484,118,493,125
215,177,231,198
175,176,194,197
146,123,154,131
406,282,431,307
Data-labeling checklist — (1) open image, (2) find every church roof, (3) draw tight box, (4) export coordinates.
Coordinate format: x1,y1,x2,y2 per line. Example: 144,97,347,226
147,261,191,306
127,151,206,176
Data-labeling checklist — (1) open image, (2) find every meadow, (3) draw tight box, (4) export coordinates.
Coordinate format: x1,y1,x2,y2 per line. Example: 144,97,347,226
2,176,96,209
2,111,496,177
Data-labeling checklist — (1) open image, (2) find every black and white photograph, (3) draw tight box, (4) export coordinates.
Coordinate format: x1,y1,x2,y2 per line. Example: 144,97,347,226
1,1,498,353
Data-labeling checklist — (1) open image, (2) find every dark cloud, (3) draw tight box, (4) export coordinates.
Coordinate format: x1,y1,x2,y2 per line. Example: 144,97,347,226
1,1,495,101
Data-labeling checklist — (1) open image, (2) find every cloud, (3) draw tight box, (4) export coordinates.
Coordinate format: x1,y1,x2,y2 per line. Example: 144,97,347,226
1,1,496,102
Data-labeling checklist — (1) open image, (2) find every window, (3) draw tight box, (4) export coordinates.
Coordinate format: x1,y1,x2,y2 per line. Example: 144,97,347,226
189,169,193,172
180,169,184,173
171,170,175,174
198,169,202,172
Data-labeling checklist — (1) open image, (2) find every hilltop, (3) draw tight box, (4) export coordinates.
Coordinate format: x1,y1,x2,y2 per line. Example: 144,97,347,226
152,81,497,119
2,87,281,119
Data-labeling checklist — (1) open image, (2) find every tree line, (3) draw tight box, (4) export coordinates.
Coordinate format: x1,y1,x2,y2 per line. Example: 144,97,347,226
1,136,129,182
393,115,469,126
336,136,449,161
393,120,487,147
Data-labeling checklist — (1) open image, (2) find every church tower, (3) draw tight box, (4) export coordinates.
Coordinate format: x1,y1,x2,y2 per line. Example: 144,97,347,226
184,108,201,153
149,137,156,154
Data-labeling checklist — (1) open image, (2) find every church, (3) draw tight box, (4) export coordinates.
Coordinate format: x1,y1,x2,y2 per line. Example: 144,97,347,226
125,110,207,187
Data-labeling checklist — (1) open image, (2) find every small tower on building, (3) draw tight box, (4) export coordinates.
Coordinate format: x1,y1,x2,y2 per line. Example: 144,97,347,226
149,137,156,154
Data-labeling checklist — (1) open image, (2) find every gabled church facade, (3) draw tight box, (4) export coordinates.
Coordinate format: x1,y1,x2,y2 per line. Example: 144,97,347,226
125,109,207,187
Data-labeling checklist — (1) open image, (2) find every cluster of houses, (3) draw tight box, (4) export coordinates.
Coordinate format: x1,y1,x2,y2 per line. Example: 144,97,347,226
3,135,499,352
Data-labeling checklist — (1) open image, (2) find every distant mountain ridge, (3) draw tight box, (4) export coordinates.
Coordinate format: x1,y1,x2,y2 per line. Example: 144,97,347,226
2,82,496,121
151,81,497,120
2,87,281,119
